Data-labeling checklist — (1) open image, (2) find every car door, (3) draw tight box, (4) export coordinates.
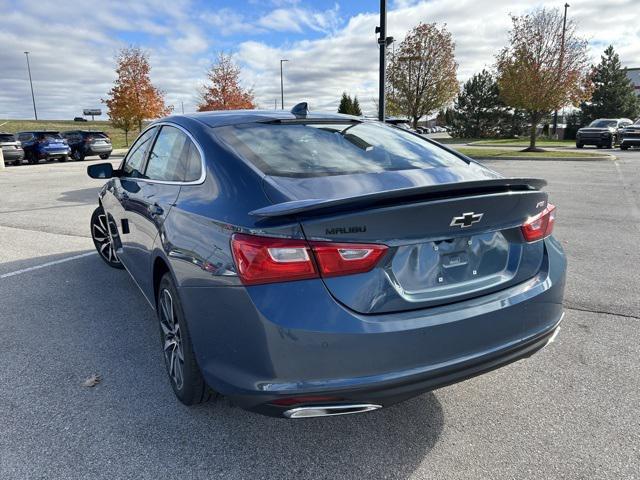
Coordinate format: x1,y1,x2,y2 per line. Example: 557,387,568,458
119,124,190,298
101,127,158,276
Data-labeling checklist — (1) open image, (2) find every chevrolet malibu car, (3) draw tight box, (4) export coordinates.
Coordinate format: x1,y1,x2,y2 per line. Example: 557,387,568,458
620,119,640,150
87,106,566,418
575,118,633,149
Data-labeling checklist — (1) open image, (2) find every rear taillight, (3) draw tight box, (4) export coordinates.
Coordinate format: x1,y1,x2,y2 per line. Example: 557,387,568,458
231,234,317,285
231,234,388,285
310,242,388,277
521,204,556,242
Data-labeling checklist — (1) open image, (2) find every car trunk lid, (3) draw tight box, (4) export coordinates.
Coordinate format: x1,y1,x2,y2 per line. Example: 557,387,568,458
258,172,548,314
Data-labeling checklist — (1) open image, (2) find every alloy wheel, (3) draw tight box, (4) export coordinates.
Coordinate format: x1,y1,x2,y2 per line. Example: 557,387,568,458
92,213,120,265
159,289,184,391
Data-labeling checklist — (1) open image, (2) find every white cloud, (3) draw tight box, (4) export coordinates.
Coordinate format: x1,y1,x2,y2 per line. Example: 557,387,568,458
257,4,341,33
1,0,639,120
240,0,640,114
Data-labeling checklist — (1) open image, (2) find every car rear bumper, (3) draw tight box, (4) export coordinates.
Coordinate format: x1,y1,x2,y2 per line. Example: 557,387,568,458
2,148,24,161
38,148,70,158
252,317,562,417
180,236,566,417
86,145,113,155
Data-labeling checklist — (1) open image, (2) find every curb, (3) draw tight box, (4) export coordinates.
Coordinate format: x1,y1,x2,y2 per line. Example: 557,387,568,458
469,154,615,162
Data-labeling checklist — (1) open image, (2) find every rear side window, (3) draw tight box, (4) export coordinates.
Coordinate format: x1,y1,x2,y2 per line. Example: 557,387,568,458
145,126,189,182
122,127,157,178
215,121,465,178
0,134,15,142
86,132,108,139
183,141,202,182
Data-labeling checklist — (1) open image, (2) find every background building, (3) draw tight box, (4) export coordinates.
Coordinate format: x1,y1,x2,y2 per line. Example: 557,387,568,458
627,68,640,96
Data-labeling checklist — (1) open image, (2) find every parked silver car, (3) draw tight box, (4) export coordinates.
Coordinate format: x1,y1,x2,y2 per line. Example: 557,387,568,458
0,132,25,166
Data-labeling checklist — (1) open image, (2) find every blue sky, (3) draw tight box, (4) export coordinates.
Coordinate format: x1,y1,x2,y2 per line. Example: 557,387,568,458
1,0,638,119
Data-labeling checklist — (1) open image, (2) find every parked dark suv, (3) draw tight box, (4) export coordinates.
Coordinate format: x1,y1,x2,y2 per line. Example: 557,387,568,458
576,118,633,149
17,131,70,163
62,130,113,161
620,119,640,150
0,132,25,166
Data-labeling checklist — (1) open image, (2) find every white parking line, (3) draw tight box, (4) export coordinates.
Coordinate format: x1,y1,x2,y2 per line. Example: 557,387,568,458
0,251,97,279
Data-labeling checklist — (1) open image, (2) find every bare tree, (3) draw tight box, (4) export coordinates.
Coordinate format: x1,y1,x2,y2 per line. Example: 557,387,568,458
496,8,592,151
387,23,459,128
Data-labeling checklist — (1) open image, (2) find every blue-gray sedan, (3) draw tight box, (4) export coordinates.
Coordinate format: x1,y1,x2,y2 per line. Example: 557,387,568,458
88,106,566,418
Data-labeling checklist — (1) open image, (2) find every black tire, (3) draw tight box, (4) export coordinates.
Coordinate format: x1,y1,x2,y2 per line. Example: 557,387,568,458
157,273,212,405
620,144,630,151
27,152,38,164
90,206,124,269
576,142,583,149
13,158,23,166
59,155,68,162
597,144,604,149
99,153,110,160
73,149,85,161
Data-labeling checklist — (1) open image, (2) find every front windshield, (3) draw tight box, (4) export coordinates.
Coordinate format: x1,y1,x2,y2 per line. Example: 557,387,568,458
215,121,466,178
588,120,617,128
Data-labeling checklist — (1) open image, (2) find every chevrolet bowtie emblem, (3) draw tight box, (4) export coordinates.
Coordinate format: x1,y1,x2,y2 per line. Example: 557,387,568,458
450,212,483,228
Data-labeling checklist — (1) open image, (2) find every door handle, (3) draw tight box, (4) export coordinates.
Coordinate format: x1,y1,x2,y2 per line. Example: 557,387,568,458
149,203,164,216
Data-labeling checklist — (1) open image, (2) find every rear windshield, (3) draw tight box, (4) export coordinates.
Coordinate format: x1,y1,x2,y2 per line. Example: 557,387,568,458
86,132,107,138
36,133,63,140
215,121,465,177
588,120,617,128
0,134,15,142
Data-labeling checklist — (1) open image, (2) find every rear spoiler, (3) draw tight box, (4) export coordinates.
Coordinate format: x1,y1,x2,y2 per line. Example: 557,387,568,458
250,177,547,218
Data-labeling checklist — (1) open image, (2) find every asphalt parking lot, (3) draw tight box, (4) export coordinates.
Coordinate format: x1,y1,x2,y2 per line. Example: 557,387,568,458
1,152,639,479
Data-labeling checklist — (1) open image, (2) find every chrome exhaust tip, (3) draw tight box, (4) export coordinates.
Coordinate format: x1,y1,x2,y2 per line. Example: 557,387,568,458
284,403,382,419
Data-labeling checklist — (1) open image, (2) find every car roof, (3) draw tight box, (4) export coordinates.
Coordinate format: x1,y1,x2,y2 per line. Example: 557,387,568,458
18,130,61,134
63,130,106,134
173,109,359,128
592,118,632,122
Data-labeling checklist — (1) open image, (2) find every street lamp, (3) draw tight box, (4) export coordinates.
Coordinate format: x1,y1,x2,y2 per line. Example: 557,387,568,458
552,3,570,137
280,59,289,110
376,0,394,121
24,51,38,120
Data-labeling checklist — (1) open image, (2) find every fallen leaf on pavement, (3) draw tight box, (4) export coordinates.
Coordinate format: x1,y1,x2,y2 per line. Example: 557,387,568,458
82,374,102,387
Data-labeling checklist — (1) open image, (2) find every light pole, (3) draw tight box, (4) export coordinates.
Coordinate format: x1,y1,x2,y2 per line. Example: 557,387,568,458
375,0,394,121
24,51,38,120
552,3,570,137
280,59,288,110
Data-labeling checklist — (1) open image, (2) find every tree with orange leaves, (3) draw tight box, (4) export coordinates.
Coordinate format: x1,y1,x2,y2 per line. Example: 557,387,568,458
496,8,592,151
103,47,172,145
198,53,255,111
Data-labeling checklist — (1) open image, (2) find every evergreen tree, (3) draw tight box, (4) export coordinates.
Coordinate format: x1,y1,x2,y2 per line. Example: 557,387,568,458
451,70,504,138
338,92,353,114
581,46,639,122
351,96,362,116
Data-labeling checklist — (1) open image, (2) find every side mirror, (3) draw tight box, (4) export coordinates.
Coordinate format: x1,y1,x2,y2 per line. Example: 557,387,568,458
87,162,116,179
